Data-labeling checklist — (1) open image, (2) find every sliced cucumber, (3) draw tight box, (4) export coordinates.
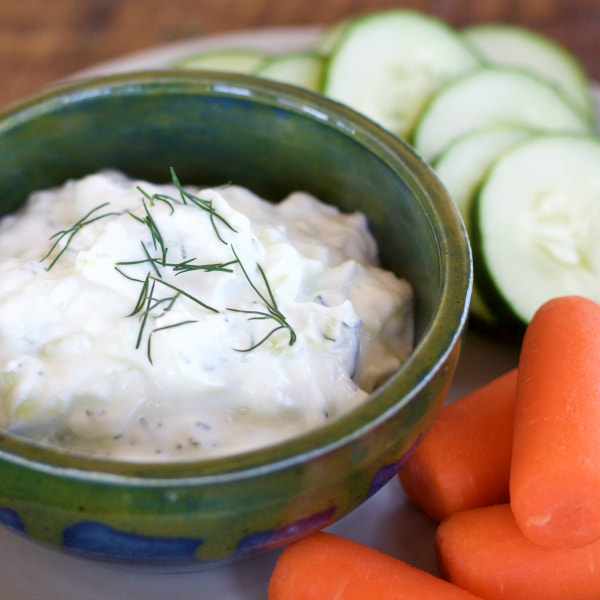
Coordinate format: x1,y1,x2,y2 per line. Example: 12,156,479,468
434,124,534,223
323,10,481,139
254,51,326,91
463,23,595,125
472,134,600,326
413,66,593,162
173,48,269,74
314,18,353,56
433,125,535,325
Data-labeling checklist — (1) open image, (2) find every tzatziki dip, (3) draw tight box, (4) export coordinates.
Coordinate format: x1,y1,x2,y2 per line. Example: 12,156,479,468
0,170,413,461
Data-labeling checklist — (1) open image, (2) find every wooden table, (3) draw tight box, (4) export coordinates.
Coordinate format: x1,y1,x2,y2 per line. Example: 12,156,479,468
1,0,599,110
0,3,597,599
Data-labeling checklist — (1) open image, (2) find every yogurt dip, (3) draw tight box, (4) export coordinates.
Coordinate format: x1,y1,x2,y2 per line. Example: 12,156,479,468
0,170,414,461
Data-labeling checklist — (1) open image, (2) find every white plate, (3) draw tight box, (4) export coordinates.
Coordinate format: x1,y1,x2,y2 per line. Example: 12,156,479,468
1,25,595,600
66,26,323,81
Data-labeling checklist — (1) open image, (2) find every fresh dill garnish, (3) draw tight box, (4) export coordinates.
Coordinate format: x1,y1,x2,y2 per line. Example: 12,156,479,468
227,245,297,351
171,258,237,275
169,168,237,244
140,241,163,278
231,322,289,353
115,256,236,275
149,276,219,314
135,168,238,245
46,168,298,363
147,319,197,364
115,257,158,267
42,202,121,270
126,202,168,268
163,292,180,312
114,265,145,283
169,168,188,205
136,185,177,215
135,278,156,349
141,199,168,266
146,293,180,315
128,271,151,317
120,268,218,356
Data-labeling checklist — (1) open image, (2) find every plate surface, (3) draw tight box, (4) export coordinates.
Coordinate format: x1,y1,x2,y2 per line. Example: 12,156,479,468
1,25,596,600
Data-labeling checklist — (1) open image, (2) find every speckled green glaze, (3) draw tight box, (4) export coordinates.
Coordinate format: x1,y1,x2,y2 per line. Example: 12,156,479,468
0,71,471,567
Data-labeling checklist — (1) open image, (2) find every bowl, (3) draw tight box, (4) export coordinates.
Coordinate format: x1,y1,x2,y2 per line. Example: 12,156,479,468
0,71,471,568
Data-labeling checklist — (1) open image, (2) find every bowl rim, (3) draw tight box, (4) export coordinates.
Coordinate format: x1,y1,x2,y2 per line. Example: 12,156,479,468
0,70,472,483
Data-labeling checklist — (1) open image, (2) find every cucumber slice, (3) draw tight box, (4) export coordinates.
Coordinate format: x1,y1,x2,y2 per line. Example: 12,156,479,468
314,18,353,56
413,66,593,162
434,124,534,224
254,51,326,91
173,48,269,74
433,125,535,325
472,134,600,326
463,23,595,124
323,10,481,139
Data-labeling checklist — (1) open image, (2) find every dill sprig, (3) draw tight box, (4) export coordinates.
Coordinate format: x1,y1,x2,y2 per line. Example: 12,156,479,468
142,199,167,265
120,263,218,353
135,277,156,349
172,258,237,275
228,313,290,353
136,185,177,215
46,168,298,363
169,168,237,244
135,169,237,245
127,271,152,317
129,276,197,353
140,241,162,278
128,199,168,268
42,202,121,270
149,276,219,314
114,265,144,282
228,245,297,352
147,319,197,364
115,256,236,275
123,270,217,359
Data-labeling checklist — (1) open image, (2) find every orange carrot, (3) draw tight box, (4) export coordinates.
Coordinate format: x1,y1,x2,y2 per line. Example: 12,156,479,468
398,369,517,521
436,503,600,600
510,295,600,549
268,531,484,600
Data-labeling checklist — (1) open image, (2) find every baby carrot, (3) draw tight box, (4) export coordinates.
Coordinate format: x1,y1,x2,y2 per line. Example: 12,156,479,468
436,503,600,600
268,531,484,600
398,369,517,521
510,295,600,549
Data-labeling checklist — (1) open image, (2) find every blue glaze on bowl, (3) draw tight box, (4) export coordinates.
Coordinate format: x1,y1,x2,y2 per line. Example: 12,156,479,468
0,508,24,532
236,506,337,555
63,521,203,560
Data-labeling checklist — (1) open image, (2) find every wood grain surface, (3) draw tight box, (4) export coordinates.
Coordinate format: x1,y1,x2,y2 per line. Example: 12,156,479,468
1,0,599,109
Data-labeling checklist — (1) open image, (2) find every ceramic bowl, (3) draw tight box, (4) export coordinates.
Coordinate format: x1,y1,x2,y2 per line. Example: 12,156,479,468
0,71,471,568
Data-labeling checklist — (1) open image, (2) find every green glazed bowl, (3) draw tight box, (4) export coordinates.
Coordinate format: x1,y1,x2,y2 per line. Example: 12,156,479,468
0,71,471,568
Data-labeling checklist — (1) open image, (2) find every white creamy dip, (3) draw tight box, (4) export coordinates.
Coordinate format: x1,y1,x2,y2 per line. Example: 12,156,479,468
0,170,413,461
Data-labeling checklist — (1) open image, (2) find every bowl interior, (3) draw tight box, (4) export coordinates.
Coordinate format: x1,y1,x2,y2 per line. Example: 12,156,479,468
0,71,471,476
